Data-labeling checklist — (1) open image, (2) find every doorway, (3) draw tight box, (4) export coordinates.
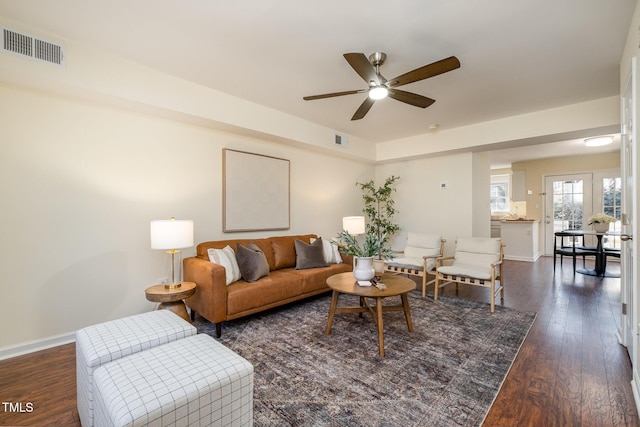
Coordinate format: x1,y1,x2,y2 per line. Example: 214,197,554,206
543,173,593,255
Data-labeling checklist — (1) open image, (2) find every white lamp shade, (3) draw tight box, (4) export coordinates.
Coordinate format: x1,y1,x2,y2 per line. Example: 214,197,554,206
343,216,365,235
150,219,194,250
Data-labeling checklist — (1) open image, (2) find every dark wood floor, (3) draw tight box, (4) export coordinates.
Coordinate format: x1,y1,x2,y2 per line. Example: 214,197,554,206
0,257,637,426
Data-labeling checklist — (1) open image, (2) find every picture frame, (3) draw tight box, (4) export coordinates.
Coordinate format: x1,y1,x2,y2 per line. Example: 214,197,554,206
222,148,290,232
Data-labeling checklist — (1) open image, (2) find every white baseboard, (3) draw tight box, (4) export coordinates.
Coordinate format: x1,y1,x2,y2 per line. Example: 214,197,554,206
0,332,75,361
504,253,540,262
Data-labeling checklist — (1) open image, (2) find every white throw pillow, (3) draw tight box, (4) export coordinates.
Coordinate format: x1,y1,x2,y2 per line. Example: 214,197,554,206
330,240,343,264
311,237,343,264
207,245,241,285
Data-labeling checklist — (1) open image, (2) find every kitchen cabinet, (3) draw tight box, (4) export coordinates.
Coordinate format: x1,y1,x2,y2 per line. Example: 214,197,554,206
500,220,540,262
512,170,526,201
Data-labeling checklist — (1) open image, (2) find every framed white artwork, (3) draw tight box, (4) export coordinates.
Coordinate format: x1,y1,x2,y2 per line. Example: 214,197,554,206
222,149,290,232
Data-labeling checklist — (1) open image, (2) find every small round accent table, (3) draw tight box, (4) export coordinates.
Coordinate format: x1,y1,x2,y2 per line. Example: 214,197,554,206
145,282,196,323
325,272,416,357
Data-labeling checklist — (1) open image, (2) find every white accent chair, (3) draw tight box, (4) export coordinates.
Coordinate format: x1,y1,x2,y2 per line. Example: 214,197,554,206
434,237,505,312
385,233,445,298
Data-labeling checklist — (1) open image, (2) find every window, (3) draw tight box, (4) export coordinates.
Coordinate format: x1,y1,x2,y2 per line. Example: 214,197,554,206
490,175,509,213
602,177,622,248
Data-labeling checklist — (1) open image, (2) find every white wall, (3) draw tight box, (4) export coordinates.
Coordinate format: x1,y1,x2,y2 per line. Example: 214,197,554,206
0,84,373,352
472,152,491,237
374,153,475,255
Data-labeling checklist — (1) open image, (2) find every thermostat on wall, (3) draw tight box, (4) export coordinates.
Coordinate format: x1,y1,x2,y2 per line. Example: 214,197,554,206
440,182,448,190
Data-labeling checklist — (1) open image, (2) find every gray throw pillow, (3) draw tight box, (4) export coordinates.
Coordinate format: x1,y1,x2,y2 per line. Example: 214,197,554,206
236,242,270,282
294,237,328,270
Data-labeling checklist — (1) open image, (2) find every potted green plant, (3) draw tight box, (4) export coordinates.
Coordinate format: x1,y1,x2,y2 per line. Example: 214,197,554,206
337,176,401,277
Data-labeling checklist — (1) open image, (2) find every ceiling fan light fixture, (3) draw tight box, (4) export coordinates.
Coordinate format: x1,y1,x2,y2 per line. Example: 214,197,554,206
584,136,613,147
368,86,388,100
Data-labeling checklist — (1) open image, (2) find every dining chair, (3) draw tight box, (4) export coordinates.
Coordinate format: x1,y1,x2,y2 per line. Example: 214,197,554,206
553,231,598,273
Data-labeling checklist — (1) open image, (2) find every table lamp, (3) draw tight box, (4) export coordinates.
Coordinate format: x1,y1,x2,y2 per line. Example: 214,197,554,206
150,217,194,289
343,216,365,235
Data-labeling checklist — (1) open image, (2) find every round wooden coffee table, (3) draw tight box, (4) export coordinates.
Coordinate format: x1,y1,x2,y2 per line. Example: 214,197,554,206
145,282,196,323
325,272,416,356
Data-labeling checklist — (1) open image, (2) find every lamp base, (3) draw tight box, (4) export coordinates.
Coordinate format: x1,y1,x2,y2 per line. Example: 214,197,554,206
164,282,182,290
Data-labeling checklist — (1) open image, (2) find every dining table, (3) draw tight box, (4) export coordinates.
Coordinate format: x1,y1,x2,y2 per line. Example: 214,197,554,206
571,230,620,278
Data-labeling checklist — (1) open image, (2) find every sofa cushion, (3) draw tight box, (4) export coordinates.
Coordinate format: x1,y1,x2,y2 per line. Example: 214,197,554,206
227,271,304,316
287,263,352,294
294,238,328,270
197,238,276,270
270,236,298,269
236,242,270,282
207,245,241,285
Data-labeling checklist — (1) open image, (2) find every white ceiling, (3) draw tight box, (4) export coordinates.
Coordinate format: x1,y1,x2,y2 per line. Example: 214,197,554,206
0,0,633,165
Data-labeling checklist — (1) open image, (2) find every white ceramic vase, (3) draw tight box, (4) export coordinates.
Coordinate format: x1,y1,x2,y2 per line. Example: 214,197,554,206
353,256,376,281
593,222,609,233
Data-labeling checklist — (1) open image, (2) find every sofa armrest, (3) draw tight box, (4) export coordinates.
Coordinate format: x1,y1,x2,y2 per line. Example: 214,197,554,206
183,257,228,324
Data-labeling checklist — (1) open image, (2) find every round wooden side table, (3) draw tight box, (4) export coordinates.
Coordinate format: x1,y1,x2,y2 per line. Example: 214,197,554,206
145,282,196,323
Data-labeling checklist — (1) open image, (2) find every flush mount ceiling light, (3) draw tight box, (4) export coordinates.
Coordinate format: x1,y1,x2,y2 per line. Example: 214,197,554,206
368,85,388,100
584,136,613,147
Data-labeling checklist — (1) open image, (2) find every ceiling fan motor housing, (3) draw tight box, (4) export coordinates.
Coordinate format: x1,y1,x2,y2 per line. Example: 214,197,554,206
369,52,386,67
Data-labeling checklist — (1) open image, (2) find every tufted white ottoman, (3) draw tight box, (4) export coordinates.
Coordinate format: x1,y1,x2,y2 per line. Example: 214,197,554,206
93,333,254,427
76,310,197,426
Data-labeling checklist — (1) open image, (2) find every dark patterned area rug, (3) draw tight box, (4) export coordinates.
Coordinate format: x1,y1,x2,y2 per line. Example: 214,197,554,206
194,291,536,426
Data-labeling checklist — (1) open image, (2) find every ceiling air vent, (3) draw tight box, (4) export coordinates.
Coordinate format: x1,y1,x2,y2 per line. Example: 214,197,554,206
334,134,348,148
2,27,65,67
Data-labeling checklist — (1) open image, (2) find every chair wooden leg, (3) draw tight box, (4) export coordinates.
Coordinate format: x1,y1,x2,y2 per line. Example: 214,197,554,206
421,273,427,298
434,277,439,300
490,281,495,313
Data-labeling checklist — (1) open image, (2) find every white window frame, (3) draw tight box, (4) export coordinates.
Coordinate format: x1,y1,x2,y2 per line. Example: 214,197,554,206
490,174,510,214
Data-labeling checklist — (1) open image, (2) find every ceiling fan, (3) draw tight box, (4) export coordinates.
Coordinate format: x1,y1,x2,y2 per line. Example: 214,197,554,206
303,52,460,120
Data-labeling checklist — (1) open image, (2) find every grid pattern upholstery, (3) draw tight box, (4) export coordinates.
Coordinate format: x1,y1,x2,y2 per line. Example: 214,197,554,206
93,334,254,427
76,310,197,427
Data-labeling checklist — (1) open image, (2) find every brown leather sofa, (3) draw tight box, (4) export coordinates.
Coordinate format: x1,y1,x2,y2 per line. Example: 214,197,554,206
183,234,352,336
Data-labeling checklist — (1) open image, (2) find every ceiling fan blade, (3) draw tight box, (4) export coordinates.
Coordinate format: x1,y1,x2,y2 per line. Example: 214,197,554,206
388,89,435,108
351,97,375,120
344,53,380,85
390,56,460,88
303,89,366,101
